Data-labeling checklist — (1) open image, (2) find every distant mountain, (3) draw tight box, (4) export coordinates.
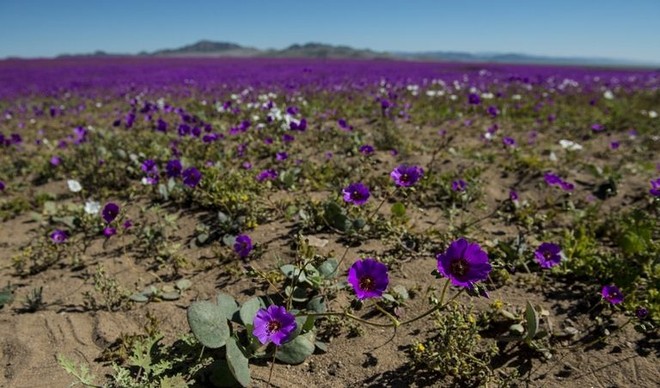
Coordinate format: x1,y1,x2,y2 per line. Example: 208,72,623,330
150,40,260,57
51,40,657,67
148,40,386,59
396,51,654,67
263,42,389,59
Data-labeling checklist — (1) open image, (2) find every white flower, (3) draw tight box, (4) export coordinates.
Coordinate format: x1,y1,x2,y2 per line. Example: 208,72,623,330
67,179,82,192
84,200,101,215
649,110,658,119
549,152,558,162
559,139,583,151
603,90,614,100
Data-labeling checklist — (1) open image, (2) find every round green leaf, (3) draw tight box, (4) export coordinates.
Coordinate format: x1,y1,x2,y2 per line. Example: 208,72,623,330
161,291,180,301
275,331,315,365
306,295,326,313
129,293,149,303
391,202,406,217
175,279,192,291
239,297,264,326
226,337,251,387
216,292,239,320
317,259,338,278
187,301,230,349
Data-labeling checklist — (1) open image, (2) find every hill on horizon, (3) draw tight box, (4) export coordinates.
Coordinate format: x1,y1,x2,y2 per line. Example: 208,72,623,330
49,40,659,67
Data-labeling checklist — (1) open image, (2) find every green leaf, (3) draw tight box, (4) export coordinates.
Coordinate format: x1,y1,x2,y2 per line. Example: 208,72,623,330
239,297,265,326
314,341,328,353
275,331,315,365
129,293,149,303
279,264,296,278
524,301,539,342
0,287,13,309
161,291,180,301
216,292,239,320
175,279,192,291
323,202,352,232
391,202,406,218
509,323,525,335
301,315,316,332
317,259,338,278
306,295,326,313
392,285,409,300
225,337,251,387
158,184,169,200
187,301,230,349
353,218,366,230
222,234,237,247
196,233,209,244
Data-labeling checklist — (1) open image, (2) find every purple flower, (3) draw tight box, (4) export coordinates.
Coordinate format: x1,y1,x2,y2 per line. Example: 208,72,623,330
487,105,499,117
342,182,370,206
436,238,492,288
635,307,649,320
166,159,182,178
275,152,288,162
178,123,191,136
141,159,158,175
591,123,605,132
50,156,62,166
509,190,519,202
347,258,389,300
156,118,168,132
282,134,295,143
534,243,562,269
123,219,133,230
610,141,620,150
359,145,374,155
73,126,88,144
544,172,562,185
468,93,481,105
338,118,353,131
256,169,278,182
452,179,467,192
253,305,297,346
390,165,424,187
103,227,116,238
502,137,516,147
559,181,574,192
50,229,68,244
289,118,307,131
0,181,5,191
234,234,253,258
649,178,660,197
102,202,120,224
182,167,202,188
601,285,624,304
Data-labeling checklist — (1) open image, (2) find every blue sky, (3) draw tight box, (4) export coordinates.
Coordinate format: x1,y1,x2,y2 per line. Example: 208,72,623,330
1,0,659,63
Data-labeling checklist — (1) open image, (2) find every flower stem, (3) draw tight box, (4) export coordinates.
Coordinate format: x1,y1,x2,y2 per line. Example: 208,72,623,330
299,283,465,329
399,286,463,326
368,187,397,222
374,303,401,327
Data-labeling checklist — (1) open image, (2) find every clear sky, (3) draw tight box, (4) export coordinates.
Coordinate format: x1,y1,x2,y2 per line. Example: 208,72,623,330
1,0,659,63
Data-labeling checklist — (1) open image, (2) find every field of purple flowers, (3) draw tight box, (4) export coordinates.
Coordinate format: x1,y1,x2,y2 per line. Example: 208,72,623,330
0,57,658,387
